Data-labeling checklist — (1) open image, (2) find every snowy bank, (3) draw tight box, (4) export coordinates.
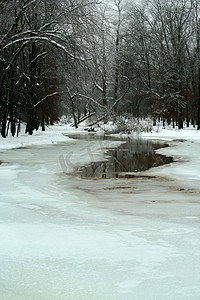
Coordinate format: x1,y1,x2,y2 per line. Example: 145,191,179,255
141,125,200,141
139,126,200,191
1,122,200,152
0,124,79,151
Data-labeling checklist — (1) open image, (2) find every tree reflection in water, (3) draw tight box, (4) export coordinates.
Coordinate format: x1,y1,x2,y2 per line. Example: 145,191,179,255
79,139,173,179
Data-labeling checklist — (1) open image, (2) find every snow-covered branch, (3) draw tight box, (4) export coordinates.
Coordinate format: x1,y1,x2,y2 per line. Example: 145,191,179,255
88,76,131,127
33,92,63,109
0,0,38,45
3,37,85,61
73,94,105,108
22,0,38,10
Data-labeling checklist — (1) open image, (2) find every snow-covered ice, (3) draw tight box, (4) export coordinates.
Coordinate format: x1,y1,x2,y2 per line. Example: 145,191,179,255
0,125,200,300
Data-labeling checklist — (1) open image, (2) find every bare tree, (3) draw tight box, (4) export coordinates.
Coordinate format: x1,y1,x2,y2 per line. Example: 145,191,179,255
0,0,103,136
122,0,195,127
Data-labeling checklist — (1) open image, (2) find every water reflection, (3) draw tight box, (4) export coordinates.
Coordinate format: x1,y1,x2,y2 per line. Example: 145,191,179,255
78,139,173,179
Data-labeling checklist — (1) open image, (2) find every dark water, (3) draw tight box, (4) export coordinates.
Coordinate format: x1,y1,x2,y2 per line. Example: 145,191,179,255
69,135,173,179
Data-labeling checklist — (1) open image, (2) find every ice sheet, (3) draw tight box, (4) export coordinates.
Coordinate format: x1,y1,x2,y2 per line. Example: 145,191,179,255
0,126,200,300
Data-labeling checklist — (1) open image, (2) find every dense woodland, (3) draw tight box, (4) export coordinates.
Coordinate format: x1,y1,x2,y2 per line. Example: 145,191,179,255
1,0,200,137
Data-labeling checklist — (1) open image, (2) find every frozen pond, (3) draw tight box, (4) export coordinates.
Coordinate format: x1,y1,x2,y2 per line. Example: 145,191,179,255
0,134,200,300
74,137,173,178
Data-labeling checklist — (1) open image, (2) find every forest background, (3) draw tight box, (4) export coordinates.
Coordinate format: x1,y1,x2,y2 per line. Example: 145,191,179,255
1,0,200,138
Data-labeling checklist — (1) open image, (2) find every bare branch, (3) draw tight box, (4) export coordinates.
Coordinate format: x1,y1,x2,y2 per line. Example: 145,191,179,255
73,94,105,108
88,76,131,127
3,37,85,61
33,92,63,109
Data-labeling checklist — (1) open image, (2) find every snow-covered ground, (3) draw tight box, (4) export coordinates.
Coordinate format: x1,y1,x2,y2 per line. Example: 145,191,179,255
0,124,200,300
0,124,76,150
142,127,200,191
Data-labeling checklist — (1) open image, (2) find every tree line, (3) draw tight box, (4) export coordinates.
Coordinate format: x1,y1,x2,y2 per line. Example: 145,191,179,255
122,0,200,130
1,0,200,138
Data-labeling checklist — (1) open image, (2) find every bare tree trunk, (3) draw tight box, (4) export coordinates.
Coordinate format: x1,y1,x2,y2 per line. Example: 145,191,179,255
67,90,78,128
114,0,121,104
197,69,200,129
